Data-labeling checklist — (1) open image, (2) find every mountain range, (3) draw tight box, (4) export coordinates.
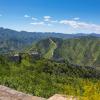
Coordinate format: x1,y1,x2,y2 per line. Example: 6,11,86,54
0,27,100,69
0,27,100,99
28,36,100,69
0,27,100,53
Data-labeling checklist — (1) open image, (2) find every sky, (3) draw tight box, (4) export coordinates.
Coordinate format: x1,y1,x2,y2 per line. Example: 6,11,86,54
0,0,100,34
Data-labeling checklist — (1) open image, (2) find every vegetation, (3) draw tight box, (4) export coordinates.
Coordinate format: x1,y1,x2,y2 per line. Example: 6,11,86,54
0,54,100,99
0,27,100,54
31,36,100,69
0,29,100,99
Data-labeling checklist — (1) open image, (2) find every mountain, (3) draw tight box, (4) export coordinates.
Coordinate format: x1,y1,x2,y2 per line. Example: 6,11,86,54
30,36,100,69
0,27,100,68
0,27,100,53
0,27,100,98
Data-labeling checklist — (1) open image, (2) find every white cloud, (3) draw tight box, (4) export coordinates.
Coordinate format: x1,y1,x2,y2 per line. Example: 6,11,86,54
44,18,49,21
32,17,38,21
60,20,79,28
43,16,58,24
44,16,52,21
73,17,80,20
47,24,52,26
51,20,58,23
24,14,30,18
60,20,100,32
44,16,51,19
23,15,100,33
30,22,45,25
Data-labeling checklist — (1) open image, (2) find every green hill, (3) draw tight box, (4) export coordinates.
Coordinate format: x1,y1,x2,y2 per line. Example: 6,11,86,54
0,27,100,54
30,36,100,69
0,55,100,98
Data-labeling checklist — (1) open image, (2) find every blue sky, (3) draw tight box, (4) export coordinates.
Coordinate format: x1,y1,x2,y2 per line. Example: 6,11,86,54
0,0,100,33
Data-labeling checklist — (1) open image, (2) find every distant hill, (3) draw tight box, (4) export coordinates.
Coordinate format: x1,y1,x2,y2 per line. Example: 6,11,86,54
0,27,100,53
30,36,100,69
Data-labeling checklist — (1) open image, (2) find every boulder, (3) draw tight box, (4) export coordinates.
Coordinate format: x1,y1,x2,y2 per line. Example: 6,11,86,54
0,85,46,100
48,94,78,100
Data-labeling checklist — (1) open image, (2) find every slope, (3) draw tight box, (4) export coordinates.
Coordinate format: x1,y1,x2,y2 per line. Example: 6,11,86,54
31,36,100,68
0,27,100,53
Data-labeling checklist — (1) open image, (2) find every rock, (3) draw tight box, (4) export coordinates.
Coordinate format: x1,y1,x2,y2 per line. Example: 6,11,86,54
48,94,78,100
0,85,46,100
0,85,78,100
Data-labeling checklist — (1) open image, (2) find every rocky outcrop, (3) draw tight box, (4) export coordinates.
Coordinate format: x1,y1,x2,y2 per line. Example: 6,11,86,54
0,85,78,100
0,85,46,100
48,94,78,100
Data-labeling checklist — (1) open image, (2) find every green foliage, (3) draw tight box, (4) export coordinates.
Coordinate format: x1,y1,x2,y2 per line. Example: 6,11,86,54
0,55,100,99
32,36,100,69
43,39,57,59
2,27,99,54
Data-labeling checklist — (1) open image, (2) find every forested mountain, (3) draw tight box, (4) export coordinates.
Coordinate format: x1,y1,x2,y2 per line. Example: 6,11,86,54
0,27,100,68
30,36,100,69
0,27,100,99
0,27,100,53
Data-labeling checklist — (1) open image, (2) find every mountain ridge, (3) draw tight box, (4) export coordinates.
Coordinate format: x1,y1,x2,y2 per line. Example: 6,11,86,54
30,36,100,69
0,27,100,53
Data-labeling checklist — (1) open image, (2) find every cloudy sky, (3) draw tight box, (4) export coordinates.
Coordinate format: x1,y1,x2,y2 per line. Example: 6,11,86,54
0,0,100,33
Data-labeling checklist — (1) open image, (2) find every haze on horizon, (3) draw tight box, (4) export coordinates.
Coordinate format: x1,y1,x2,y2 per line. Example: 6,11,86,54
0,0,100,34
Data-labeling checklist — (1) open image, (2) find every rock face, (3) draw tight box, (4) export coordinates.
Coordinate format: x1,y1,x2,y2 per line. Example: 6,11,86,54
0,85,78,100
48,94,78,100
0,85,46,100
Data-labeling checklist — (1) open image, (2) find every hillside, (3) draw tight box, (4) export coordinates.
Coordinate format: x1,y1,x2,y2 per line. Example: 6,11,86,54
0,55,100,99
0,27,100,53
0,27,100,99
30,36,100,69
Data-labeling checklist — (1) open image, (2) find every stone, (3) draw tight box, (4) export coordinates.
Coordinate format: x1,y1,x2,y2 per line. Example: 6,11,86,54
48,94,78,100
0,85,46,100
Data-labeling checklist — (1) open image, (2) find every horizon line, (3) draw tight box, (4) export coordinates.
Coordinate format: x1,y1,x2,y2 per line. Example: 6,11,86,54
0,27,99,34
